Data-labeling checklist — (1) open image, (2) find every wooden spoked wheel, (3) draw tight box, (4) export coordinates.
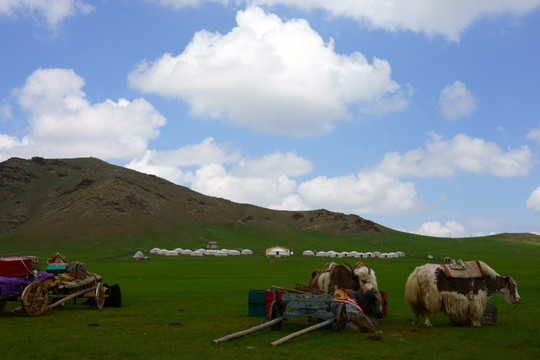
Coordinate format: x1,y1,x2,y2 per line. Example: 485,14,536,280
268,300,283,331
94,282,106,310
21,282,49,317
335,303,348,332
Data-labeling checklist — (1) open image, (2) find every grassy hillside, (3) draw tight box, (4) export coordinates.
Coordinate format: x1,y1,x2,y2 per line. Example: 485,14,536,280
0,157,382,247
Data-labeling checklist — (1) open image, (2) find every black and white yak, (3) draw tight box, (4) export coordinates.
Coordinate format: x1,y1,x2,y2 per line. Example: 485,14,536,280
405,261,521,327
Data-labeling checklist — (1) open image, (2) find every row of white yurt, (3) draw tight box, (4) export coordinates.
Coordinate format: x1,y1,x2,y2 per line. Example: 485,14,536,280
303,250,406,258
149,248,254,257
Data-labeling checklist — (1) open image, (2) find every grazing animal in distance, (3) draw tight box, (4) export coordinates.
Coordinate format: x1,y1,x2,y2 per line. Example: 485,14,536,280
405,260,521,327
309,262,383,319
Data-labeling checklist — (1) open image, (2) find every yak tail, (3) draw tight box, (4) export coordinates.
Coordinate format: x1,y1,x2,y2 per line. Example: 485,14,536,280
405,269,422,314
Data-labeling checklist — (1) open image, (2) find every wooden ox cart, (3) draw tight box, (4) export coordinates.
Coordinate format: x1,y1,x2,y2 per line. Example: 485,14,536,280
0,269,107,317
213,286,350,347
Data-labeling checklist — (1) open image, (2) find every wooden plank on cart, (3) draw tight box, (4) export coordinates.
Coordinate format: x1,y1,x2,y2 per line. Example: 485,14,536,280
48,285,97,310
212,317,284,344
270,318,335,347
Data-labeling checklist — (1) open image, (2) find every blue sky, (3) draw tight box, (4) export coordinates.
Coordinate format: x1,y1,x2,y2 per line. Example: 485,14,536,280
1,0,539,237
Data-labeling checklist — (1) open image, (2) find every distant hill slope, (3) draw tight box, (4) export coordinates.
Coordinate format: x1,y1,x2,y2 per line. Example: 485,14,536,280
0,157,383,242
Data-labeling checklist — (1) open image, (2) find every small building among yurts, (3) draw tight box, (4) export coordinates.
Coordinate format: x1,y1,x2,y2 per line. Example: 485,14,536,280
241,249,253,255
302,250,315,256
266,246,290,257
206,241,219,250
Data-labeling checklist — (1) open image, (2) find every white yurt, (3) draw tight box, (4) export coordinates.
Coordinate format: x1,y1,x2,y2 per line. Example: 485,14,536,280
373,251,381,258
364,252,373,258
241,249,253,255
158,249,168,255
388,252,398,259
266,246,290,257
229,250,241,256
326,251,337,258
181,249,193,255
354,252,364,258
132,251,144,259
150,248,161,254
165,250,178,256
338,251,348,258
173,248,183,252
397,251,405,257
190,252,203,257
302,250,315,256
215,251,227,257
316,251,327,257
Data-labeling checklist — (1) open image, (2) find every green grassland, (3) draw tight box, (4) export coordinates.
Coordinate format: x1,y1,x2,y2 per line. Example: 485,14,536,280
1,231,539,360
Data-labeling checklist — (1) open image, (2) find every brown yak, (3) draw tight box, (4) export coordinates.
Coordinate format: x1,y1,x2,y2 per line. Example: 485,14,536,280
308,262,383,319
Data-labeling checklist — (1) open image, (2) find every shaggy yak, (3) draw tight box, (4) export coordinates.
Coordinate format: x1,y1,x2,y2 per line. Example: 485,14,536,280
308,262,383,319
405,260,521,327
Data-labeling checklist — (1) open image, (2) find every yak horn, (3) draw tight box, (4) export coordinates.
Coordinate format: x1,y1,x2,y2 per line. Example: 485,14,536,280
345,262,358,280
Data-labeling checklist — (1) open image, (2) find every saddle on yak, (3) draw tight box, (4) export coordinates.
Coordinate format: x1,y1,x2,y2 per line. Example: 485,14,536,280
441,259,484,279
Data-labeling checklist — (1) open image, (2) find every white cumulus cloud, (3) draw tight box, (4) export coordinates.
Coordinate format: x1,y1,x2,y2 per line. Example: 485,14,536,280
129,6,409,136
297,172,419,214
0,0,94,28
413,220,467,238
526,125,540,144
125,136,420,214
439,81,478,119
127,139,314,208
526,186,540,212
0,68,166,162
373,133,532,178
147,0,540,41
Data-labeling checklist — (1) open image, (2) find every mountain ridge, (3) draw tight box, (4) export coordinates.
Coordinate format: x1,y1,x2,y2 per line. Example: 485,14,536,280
0,156,383,242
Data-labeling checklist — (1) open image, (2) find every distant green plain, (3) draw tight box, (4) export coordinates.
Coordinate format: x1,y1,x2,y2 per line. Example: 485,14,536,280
1,230,539,360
